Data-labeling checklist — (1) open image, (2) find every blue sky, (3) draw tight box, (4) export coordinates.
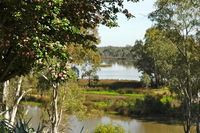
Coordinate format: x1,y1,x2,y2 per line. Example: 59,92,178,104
98,0,156,47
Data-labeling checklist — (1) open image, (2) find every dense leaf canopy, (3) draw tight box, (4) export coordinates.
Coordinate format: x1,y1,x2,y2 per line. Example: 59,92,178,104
0,0,139,82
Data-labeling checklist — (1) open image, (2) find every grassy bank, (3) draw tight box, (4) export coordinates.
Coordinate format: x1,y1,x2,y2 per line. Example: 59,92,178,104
83,91,144,99
78,79,178,117
23,79,179,118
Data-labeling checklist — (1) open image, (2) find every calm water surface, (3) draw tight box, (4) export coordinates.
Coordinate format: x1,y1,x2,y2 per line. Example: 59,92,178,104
97,63,141,80
67,115,187,133
25,105,195,133
79,59,141,80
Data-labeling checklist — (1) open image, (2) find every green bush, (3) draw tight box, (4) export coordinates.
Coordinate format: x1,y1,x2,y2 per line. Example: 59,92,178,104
94,123,125,133
160,96,173,104
133,95,172,116
140,73,151,88
93,102,109,109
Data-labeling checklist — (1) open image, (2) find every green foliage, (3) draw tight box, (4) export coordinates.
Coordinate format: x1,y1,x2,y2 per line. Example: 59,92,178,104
0,1,151,130
98,46,133,58
3,75,39,108
44,82,87,118
160,96,173,105
148,1,200,131
0,120,13,133
0,0,137,83
84,91,144,98
14,119,35,133
122,94,144,98
93,102,109,109
149,0,200,31
140,73,151,88
131,28,178,87
115,100,135,116
22,75,38,90
94,123,125,133
81,62,100,86
133,95,172,116
131,40,152,76
62,82,86,113
84,91,118,95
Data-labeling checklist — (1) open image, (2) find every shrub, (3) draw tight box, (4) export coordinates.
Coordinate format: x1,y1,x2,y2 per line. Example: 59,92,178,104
160,96,173,104
140,73,151,88
94,123,125,133
133,95,172,116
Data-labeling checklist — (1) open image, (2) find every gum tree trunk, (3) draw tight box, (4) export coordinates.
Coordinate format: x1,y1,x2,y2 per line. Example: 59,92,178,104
9,77,31,125
9,76,22,125
51,83,59,133
1,77,31,125
2,80,10,120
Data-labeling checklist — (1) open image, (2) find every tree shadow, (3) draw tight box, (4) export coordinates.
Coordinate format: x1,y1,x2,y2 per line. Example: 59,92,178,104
130,115,183,125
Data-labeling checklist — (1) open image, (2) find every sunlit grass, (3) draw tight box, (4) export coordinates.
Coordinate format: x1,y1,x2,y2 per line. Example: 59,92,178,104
83,91,144,98
93,102,109,108
122,93,144,98
84,91,118,95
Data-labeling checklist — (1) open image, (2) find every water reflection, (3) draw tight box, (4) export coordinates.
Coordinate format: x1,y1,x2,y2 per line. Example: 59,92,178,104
97,59,141,80
67,115,188,133
102,58,135,69
76,58,141,80
24,105,194,133
24,105,43,129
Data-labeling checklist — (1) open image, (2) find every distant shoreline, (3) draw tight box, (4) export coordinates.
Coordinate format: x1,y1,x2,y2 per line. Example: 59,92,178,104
102,56,132,59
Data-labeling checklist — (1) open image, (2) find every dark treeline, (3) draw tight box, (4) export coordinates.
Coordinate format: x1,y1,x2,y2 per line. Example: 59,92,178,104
98,46,133,58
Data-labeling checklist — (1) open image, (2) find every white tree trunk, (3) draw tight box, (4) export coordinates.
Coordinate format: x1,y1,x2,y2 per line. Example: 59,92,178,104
2,77,31,125
9,76,23,124
51,83,59,133
2,80,10,120
9,76,26,125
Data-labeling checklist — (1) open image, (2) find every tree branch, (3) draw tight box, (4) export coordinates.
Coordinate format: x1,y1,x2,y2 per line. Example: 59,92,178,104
15,76,23,97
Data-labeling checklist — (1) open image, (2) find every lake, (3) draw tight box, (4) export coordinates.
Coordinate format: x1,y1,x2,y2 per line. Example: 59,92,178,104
79,58,142,80
25,105,195,133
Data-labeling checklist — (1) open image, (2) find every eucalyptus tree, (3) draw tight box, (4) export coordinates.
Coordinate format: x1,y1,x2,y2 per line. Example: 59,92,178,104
144,27,178,87
132,28,178,87
131,40,155,83
149,0,200,132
